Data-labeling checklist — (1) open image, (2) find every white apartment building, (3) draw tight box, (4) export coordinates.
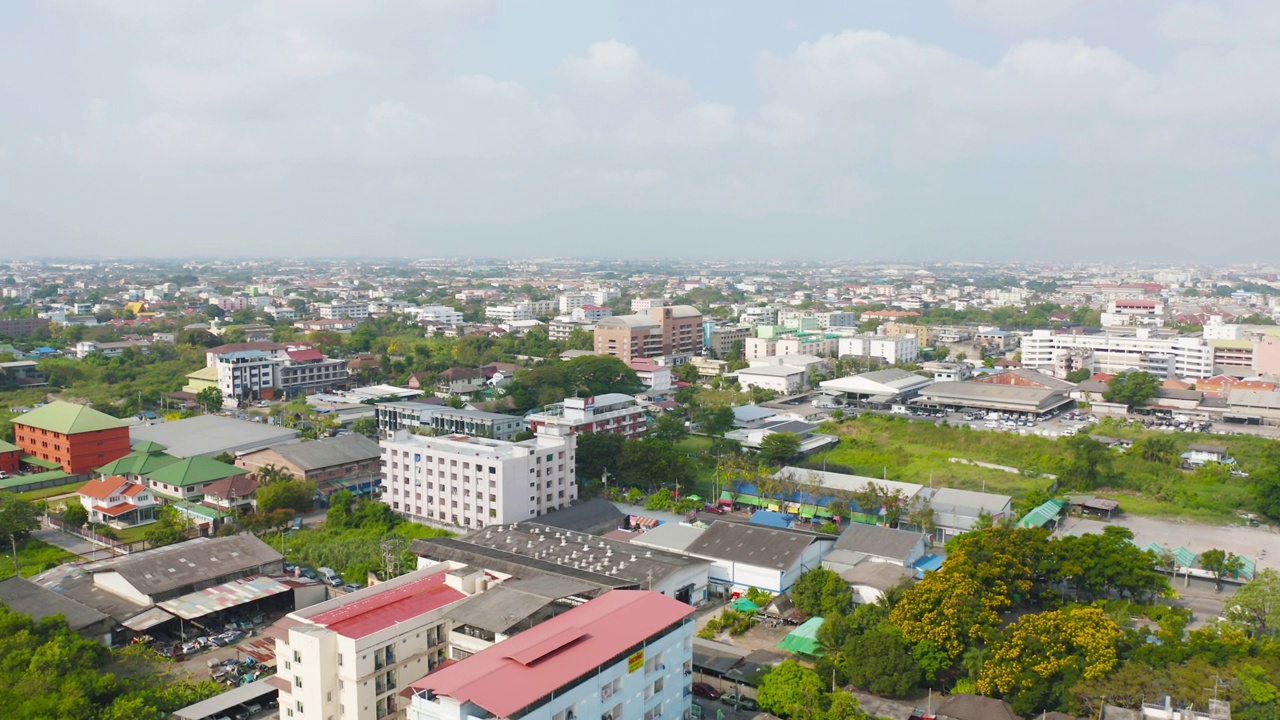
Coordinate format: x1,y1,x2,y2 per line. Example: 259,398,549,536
405,590,696,720
572,305,613,322
217,350,277,401
736,365,808,394
271,564,475,720
1021,329,1215,379
1101,299,1166,328
740,306,778,326
558,293,588,314
485,304,532,323
380,426,577,530
526,393,649,439
265,305,298,321
320,302,371,320
588,287,621,305
527,299,558,317
410,305,465,326
630,298,667,312
744,334,841,360
837,334,920,364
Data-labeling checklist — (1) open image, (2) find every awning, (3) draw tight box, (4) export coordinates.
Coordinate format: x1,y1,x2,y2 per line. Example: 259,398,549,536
866,394,895,403
20,455,62,470
158,575,294,620
122,607,175,631
97,502,139,517
776,616,825,656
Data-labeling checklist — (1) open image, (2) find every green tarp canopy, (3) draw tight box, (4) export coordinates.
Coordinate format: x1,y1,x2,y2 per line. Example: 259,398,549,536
730,598,761,613
1018,499,1065,528
776,616,825,656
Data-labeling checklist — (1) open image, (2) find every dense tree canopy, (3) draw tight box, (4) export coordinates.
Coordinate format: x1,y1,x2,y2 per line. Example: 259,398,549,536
791,567,854,618
1104,370,1161,408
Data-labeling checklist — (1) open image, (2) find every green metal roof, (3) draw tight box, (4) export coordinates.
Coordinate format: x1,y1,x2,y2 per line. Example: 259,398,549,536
0,439,19,453
1017,499,1066,528
20,455,63,470
131,440,168,453
776,616,826,656
96,447,180,477
143,456,248,488
0,469,73,490
13,401,129,435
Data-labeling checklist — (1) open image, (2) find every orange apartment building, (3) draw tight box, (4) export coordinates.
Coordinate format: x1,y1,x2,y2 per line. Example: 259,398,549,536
593,304,703,364
12,401,132,475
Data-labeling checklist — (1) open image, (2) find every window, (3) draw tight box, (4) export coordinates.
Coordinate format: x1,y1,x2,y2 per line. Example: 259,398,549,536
294,651,302,663
295,676,303,688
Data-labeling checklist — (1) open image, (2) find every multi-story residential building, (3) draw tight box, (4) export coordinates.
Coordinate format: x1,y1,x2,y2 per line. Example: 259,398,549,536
593,306,702,365
548,319,595,342
13,401,132,475
380,425,577,530
73,339,152,359
485,305,532,323
319,302,370,320
1021,328,1215,380
1101,299,1166,328
265,305,297,321
404,590,696,720
374,402,525,442
270,564,473,720
526,393,648,439
409,305,466,326
216,350,278,401
629,297,667,312
706,325,751,358
740,306,778,326
434,368,486,397
558,293,588,314
837,334,920,364
744,329,842,360
525,299,557,317
0,317,52,336
572,305,612,322
278,348,350,397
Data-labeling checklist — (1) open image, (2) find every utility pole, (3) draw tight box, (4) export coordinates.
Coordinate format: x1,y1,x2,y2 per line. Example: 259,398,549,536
10,534,18,577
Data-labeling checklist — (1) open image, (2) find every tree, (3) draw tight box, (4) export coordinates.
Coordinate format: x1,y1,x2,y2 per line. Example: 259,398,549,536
1132,435,1179,464
0,493,40,546
1200,548,1246,591
575,432,625,483
196,386,223,414
759,431,802,466
61,502,88,529
1065,367,1092,383
1058,435,1113,491
891,570,1003,666
758,661,830,720
843,628,922,697
1251,463,1280,521
351,417,379,440
1104,370,1160,408
1053,525,1169,602
791,567,853,618
327,490,355,529
978,606,1123,715
696,405,736,436
1227,569,1280,637
145,506,189,548
651,412,688,445
257,479,317,515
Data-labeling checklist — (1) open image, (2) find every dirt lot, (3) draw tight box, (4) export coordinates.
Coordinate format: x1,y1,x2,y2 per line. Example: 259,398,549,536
1061,514,1280,570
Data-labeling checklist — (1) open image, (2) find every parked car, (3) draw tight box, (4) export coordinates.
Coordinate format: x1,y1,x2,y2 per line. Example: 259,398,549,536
703,504,726,515
720,694,760,711
299,567,319,580
342,583,362,593
691,682,721,700
243,701,263,715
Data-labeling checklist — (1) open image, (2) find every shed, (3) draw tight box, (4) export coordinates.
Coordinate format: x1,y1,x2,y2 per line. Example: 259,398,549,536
775,616,825,656
1017,499,1066,529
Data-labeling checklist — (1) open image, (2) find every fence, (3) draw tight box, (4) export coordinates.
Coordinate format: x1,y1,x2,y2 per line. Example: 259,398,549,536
44,516,201,556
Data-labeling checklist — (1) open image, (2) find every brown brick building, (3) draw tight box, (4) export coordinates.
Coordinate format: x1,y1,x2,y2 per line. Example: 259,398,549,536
593,305,703,364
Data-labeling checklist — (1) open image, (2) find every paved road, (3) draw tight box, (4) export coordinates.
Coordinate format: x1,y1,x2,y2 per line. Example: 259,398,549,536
33,526,105,558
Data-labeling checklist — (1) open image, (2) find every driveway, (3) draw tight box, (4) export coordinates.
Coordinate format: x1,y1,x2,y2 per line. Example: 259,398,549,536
1060,515,1280,571
33,526,109,559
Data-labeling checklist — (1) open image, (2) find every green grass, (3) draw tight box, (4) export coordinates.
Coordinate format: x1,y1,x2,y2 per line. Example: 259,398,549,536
0,538,75,581
112,524,153,544
16,484,82,502
809,414,1271,523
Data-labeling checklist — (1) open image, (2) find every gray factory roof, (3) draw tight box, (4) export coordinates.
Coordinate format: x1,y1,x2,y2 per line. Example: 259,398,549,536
411,537,633,590
444,576,598,634
0,576,111,631
130,415,300,458
918,381,1070,413
105,535,282,598
684,521,825,572
534,499,627,536
832,523,926,563
259,434,380,471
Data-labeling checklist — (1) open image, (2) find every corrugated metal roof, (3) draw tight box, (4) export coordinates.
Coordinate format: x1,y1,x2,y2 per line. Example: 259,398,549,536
158,575,293,620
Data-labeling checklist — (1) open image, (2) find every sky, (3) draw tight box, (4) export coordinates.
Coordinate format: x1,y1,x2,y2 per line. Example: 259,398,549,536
2,0,1279,262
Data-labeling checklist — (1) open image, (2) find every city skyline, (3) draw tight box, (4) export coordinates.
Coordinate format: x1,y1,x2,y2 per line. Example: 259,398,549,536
2,1,1279,261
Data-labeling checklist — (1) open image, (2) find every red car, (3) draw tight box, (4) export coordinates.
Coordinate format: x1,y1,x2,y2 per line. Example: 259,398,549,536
703,504,727,515
691,682,721,700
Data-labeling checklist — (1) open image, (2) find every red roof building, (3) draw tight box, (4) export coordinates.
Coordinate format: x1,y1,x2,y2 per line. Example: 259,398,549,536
405,590,695,720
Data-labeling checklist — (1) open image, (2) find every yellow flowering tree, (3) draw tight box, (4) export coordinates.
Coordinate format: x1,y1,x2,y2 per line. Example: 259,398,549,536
978,606,1122,715
890,570,1005,664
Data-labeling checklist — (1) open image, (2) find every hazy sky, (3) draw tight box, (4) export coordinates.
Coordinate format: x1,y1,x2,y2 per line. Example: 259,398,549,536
2,1,1279,261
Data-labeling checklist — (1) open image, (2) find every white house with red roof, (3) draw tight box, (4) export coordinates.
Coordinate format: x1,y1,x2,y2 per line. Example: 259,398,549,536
76,475,159,528
404,590,696,720
268,563,477,720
